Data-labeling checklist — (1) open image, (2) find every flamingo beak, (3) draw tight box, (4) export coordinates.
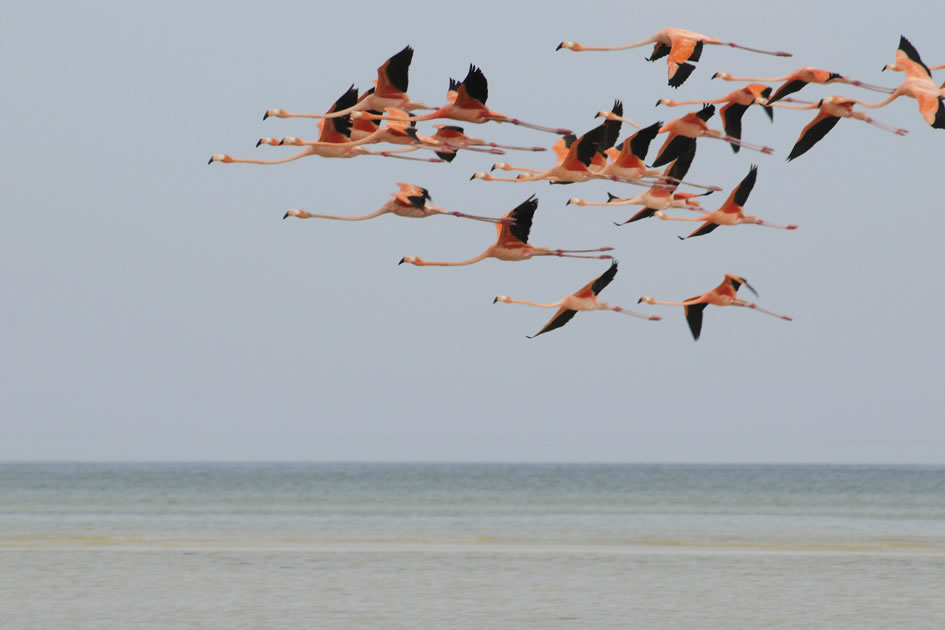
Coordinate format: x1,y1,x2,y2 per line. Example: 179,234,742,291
398,257,406,265
555,42,564,51
282,212,289,220
493,297,498,304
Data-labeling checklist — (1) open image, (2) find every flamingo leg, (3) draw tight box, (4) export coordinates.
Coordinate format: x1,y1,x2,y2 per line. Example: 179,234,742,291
751,219,799,230
850,112,909,135
357,148,444,163
485,115,573,136
610,305,662,321
734,300,793,321
718,42,792,57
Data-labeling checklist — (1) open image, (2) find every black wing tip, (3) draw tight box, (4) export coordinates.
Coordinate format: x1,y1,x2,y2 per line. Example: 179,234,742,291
668,63,697,88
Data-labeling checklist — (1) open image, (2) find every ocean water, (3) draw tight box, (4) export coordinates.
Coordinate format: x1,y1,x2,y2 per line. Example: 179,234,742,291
1,463,943,629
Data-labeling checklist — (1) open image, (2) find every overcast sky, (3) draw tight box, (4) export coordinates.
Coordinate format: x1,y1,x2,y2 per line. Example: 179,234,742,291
2,1,943,463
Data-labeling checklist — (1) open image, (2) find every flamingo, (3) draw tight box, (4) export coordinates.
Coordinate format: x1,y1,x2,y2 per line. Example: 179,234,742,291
772,97,908,161
711,67,894,103
358,65,573,135
654,166,797,238
471,125,605,184
855,36,945,129
473,100,623,183
649,104,774,167
556,27,791,88
398,195,613,267
568,141,714,225
283,183,511,224
262,46,430,120
407,124,546,163
494,260,661,338
209,88,442,165
656,84,774,153
638,274,792,340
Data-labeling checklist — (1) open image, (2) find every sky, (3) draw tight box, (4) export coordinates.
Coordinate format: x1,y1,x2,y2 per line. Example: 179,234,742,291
2,1,943,463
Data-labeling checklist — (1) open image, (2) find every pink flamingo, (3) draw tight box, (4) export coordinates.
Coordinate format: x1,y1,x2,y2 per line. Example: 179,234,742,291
638,274,792,340
557,27,791,87
284,183,511,224
399,195,613,267
494,260,661,338
654,166,797,238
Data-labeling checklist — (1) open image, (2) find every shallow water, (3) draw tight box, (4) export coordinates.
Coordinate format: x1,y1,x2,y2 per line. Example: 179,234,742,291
2,463,944,628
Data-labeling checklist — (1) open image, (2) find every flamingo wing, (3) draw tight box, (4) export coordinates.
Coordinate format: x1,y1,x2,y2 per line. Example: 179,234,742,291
619,207,659,225
761,87,775,121
571,125,605,168
319,85,358,142
916,92,945,128
628,122,662,160
599,100,624,154
682,222,720,239
731,165,758,207
504,194,538,244
589,260,619,296
667,40,703,88
651,133,693,167
720,102,749,153
376,45,413,97
664,139,697,186
527,307,578,338
683,299,708,340
787,111,840,161
454,65,489,108
769,79,809,104
897,36,933,79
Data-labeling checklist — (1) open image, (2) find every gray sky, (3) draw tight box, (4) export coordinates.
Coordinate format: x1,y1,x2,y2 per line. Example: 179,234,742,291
2,1,943,463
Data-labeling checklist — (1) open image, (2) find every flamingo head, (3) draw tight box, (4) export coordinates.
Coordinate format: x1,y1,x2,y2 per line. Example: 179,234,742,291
208,154,232,164
399,256,421,266
637,296,655,305
493,296,510,304
263,109,286,120
283,209,310,220
556,41,583,52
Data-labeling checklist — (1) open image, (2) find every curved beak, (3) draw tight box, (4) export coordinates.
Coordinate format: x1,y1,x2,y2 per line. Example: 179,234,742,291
555,42,564,51
398,257,406,265
493,297,499,304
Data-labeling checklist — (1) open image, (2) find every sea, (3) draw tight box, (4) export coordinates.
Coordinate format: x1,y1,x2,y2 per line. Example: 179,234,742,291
1,463,943,629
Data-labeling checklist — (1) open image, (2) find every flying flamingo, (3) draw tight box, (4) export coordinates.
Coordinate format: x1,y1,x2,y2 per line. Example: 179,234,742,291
854,36,945,129
398,195,613,267
209,88,442,165
654,166,797,238
358,65,573,135
262,46,430,121
656,84,774,153
568,141,714,225
471,125,605,184
405,124,546,162
638,274,793,340
584,120,719,192
772,97,908,161
283,183,510,223
711,67,894,103
494,260,661,338
556,27,791,88
480,101,623,180
648,104,774,167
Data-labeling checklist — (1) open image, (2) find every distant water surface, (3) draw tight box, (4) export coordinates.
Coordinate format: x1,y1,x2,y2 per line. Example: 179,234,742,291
1,463,943,629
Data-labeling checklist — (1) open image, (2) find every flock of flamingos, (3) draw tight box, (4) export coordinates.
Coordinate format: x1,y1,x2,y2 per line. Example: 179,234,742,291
210,27,944,340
